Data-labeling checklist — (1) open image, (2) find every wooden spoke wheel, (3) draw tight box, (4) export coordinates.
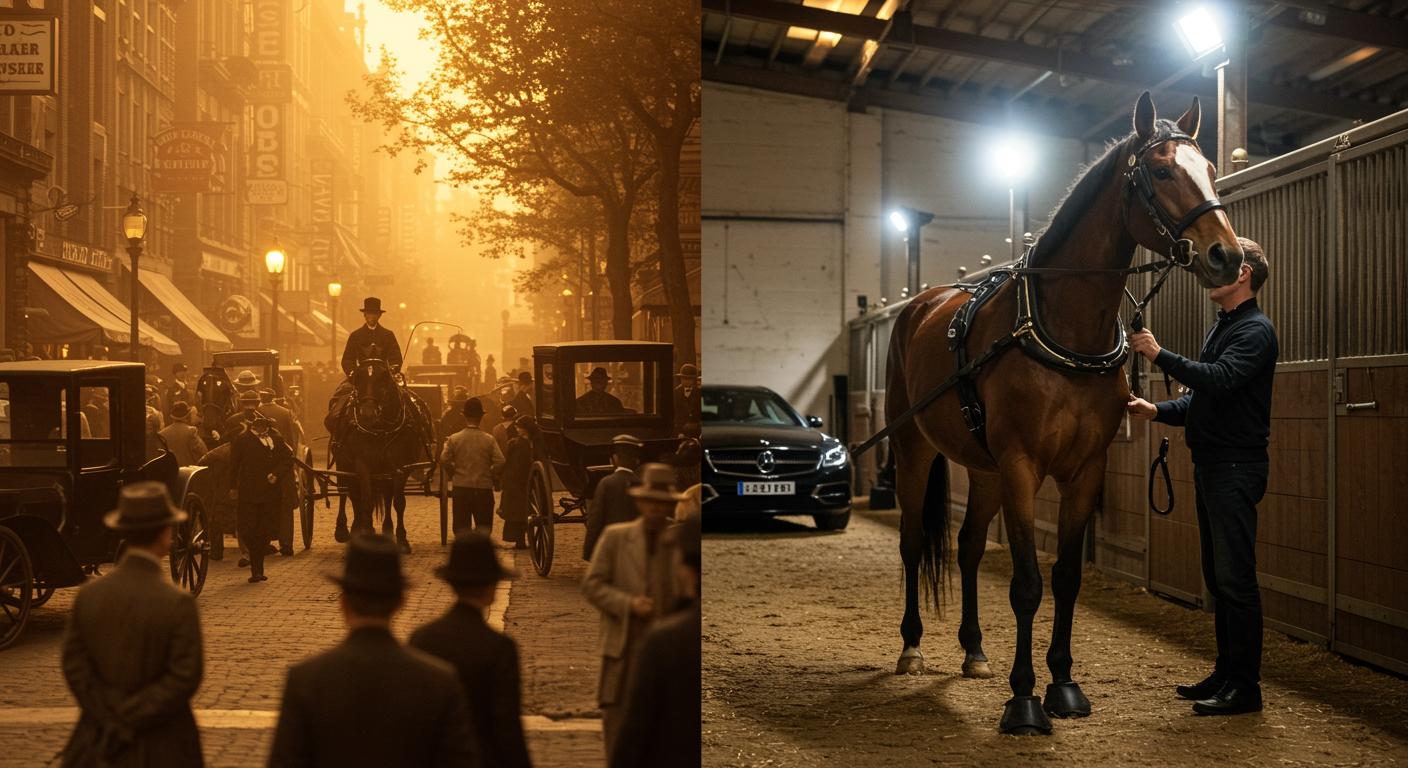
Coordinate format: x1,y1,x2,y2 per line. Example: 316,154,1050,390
0,526,35,651
30,585,56,608
299,447,315,550
170,493,210,597
526,461,555,577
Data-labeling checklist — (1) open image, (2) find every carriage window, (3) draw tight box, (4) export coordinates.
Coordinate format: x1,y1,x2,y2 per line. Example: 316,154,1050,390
538,364,554,419
79,386,115,468
0,380,68,467
571,362,657,419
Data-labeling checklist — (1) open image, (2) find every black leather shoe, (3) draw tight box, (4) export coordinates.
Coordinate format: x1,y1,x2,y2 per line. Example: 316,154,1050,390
279,546,294,557
1193,683,1262,715
237,557,250,568
1175,673,1226,701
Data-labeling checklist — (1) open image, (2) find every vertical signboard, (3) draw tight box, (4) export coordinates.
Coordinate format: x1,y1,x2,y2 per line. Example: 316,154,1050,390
0,16,57,96
246,0,287,205
310,160,333,266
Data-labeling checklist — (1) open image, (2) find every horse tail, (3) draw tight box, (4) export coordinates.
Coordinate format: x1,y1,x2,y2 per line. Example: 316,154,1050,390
919,453,951,613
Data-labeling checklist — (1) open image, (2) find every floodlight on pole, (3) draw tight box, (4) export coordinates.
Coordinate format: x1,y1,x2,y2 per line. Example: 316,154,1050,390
1174,7,1224,60
890,205,935,297
890,211,908,231
991,138,1035,262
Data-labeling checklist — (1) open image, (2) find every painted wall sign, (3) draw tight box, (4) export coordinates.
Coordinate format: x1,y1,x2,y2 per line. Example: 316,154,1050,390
250,63,292,104
33,229,111,273
0,16,57,95
251,0,285,62
152,123,230,193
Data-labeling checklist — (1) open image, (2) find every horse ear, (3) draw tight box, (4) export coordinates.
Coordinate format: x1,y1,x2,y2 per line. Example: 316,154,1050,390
1133,91,1156,140
1176,96,1201,139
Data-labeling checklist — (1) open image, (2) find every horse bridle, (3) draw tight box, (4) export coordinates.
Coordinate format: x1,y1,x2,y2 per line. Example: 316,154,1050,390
1123,132,1226,268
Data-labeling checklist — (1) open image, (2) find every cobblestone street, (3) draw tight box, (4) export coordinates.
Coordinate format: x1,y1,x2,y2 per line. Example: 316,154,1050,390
0,486,605,768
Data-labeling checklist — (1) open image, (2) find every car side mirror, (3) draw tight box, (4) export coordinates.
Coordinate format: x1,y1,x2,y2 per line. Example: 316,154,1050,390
807,416,824,428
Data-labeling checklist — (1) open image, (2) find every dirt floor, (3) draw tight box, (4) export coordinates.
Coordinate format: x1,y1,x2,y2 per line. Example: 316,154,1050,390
702,506,1408,768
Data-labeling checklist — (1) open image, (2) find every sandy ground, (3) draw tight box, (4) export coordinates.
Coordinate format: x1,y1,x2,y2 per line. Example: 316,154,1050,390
702,506,1408,768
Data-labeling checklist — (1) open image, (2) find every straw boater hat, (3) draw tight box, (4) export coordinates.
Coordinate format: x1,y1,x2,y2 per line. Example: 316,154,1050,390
328,534,407,595
360,297,385,314
434,531,520,586
105,481,187,531
234,369,261,388
628,463,687,502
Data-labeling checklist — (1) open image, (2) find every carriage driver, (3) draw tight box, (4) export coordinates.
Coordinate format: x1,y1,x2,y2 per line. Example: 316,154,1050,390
340,297,403,377
1126,237,1277,717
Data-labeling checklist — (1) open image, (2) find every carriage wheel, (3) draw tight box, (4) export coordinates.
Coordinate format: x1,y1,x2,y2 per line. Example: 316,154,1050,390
0,526,35,651
526,461,555,577
30,585,56,608
170,494,210,597
299,447,315,550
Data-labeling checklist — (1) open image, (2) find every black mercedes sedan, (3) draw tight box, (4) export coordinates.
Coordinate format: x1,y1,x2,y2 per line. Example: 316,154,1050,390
701,385,852,530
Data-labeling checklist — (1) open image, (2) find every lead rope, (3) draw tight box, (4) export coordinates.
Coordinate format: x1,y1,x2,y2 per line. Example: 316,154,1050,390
1123,262,1178,516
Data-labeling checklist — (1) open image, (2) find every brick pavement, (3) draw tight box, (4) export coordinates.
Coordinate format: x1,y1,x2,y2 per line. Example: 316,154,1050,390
0,488,607,768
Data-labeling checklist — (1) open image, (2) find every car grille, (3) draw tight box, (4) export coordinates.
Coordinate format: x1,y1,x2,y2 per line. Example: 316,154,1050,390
706,448,821,478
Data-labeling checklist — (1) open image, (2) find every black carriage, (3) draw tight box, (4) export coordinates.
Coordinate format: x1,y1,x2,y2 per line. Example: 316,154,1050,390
0,361,209,650
523,341,682,576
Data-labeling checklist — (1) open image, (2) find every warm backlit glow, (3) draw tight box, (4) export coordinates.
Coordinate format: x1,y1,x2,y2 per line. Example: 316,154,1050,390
1308,46,1381,82
122,195,147,243
328,282,342,298
265,240,286,274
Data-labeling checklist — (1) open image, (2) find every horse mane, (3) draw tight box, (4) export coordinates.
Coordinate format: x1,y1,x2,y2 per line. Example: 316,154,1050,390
1026,118,1185,268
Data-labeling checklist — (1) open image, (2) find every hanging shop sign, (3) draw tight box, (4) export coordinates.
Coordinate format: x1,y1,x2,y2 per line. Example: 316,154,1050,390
251,0,285,63
246,102,287,204
152,123,231,193
310,159,333,266
250,63,292,104
0,16,57,96
33,230,112,273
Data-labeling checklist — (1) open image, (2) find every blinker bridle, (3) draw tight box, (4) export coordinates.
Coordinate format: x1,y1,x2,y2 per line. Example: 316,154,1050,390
1124,132,1226,267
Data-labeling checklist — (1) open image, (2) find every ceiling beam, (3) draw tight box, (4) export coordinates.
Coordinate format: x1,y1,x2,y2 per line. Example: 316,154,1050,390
701,0,1396,123
1260,5,1408,53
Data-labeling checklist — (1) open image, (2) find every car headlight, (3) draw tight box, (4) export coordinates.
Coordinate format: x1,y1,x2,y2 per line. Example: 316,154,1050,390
822,444,848,467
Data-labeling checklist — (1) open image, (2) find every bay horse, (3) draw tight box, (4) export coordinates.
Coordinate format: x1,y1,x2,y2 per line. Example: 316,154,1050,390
327,358,436,553
886,93,1243,734
194,366,236,445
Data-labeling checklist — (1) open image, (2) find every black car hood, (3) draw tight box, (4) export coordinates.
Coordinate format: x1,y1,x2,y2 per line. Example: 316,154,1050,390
702,424,833,451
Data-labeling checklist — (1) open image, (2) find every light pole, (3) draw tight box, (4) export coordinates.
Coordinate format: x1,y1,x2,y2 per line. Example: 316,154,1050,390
992,138,1034,261
265,237,285,392
889,206,935,296
328,281,341,368
122,195,148,363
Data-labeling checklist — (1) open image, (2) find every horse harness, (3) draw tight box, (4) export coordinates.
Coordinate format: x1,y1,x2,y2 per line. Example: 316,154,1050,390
853,129,1226,513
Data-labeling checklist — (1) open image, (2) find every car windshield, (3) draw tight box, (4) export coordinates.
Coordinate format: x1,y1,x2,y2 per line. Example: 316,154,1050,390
701,389,803,427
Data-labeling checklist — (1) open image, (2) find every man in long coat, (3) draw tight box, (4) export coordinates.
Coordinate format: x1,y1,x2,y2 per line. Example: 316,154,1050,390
258,389,301,556
158,402,208,467
229,412,294,582
671,363,700,436
61,482,204,768
340,297,402,376
411,532,531,768
583,435,643,561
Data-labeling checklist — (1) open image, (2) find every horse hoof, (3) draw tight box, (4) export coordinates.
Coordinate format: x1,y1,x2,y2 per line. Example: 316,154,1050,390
895,647,925,675
962,657,994,679
999,696,1052,735
334,527,350,544
397,540,412,555
1043,682,1091,718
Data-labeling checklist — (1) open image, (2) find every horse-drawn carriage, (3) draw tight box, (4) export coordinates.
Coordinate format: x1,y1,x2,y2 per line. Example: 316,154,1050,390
0,361,209,650
520,341,684,576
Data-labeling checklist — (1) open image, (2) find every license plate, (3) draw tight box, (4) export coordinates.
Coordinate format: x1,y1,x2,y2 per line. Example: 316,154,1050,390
738,481,795,495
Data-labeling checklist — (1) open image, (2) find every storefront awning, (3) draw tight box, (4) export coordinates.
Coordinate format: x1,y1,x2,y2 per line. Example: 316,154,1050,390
65,270,183,356
310,309,351,340
27,263,182,355
138,269,232,351
334,223,368,271
259,292,323,346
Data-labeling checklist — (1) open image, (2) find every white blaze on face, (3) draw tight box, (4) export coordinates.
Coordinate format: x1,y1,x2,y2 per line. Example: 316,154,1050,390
1174,144,1218,204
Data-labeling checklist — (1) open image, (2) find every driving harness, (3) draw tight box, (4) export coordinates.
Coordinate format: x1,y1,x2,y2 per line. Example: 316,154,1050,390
853,129,1225,490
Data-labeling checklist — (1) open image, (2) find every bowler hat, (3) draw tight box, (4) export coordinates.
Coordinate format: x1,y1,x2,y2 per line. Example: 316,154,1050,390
587,367,611,382
234,369,261,387
172,363,188,374
360,297,385,314
612,434,645,448
517,371,533,384
328,534,407,595
238,390,261,406
462,398,485,418
627,463,686,502
170,401,191,420
677,364,699,378
434,531,520,586
105,481,187,531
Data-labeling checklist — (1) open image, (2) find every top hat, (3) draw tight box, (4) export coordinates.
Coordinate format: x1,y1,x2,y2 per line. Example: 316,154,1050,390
612,434,645,448
677,364,699,378
329,534,407,595
234,370,261,387
462,398,485,418
517,371,533,384
627,463,686,503
434,531,520,586
172,363,188,374
105,481,187,531
360,297,385,314
587,367,611,382
170,401,191,420
238,389,262,406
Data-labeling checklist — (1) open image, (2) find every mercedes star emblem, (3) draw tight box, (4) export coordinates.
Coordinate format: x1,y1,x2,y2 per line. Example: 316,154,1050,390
756,450,776,474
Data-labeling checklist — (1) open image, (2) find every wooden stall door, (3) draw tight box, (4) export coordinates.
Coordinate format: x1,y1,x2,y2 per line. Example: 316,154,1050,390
1145,379,1204,607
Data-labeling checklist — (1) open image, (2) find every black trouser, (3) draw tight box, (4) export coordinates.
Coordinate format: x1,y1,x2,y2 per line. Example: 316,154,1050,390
451,487,495,536
238,499,280,577
1194,461,1269,688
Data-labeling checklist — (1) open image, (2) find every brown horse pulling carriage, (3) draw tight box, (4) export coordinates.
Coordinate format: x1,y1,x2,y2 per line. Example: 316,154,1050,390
862,93,1244,734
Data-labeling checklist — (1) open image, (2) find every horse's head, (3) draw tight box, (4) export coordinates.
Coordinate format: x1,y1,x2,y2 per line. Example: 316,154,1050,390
1126,91,1243,289
196,369,233,420
351,358,398,423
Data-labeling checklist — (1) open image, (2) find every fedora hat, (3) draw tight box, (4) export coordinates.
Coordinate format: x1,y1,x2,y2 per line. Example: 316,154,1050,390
328,534,407,595
234,369,261,387
587,366,611,382
612,434,645,448
627,462,686,502
172,363,188,374
360,297,385,314
170,401,191,420
517,371,533,384
434,531,520,586
462,397,485,418
238,389,261,406
500,404,518,420
677,364,699,378
105,481,187,531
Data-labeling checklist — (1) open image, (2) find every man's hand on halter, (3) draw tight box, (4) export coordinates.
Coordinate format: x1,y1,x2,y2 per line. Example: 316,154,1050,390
1126,395,1157,420
1129,328,1162,362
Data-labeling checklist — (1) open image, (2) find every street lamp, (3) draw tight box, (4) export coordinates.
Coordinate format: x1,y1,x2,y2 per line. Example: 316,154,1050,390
890,206,935,297
328,281,342,367
122,194,148,363
265,237,285,392
991,137,1034,261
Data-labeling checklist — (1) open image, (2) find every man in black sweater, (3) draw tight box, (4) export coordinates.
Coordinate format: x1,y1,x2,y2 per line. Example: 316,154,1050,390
1127,237,1278,716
